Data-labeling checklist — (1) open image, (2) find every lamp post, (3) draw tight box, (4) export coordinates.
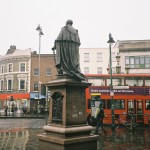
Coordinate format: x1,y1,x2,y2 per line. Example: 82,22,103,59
107,33,115,129
36,24,44,113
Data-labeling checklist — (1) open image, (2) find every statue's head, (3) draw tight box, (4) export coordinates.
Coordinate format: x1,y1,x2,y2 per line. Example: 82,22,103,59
66,19,73,25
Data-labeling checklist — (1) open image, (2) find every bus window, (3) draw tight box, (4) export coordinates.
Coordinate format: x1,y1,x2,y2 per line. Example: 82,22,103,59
146,100,150,110
114,100,125,109
100,99,106,109
91,95,101,101
107,100,111,109
128,100,134,113
90,94,106,108
90,93,101,116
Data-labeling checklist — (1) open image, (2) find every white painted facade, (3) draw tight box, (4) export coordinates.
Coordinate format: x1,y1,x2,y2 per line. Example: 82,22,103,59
80,40,150,75
79,47,118,74
115,40,150,74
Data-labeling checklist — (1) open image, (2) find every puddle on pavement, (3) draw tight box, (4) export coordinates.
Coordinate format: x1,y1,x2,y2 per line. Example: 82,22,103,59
0,128,43,150
97,127,150,150
0,127,150,150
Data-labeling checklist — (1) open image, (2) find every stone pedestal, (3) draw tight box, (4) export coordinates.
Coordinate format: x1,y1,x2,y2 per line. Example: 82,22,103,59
38,78,98,150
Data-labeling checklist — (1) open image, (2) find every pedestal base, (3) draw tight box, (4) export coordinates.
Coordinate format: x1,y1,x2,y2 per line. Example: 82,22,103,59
38,125,98,150
39,78,97,149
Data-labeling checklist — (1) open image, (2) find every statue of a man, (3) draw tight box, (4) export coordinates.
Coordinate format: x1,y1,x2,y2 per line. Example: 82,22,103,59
52,20,85,81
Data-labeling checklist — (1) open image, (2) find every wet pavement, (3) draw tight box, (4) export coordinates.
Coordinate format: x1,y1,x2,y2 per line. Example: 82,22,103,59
0,119,45,150
0,119,150,150
96,126,150,150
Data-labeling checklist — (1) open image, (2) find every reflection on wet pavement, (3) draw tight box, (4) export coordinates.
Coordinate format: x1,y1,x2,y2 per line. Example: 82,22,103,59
97,127,150,150
0,125,150,149
0,128,42,150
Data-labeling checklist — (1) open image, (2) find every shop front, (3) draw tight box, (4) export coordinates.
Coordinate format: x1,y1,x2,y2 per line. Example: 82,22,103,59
0,93,30,116
30,93,46,114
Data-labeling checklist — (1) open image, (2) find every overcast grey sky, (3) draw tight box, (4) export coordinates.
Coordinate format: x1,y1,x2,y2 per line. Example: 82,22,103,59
0,0,150,55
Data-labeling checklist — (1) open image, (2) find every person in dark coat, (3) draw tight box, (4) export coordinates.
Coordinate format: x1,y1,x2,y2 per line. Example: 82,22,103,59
4,105,8,116
94,103,107,134
22,106,27,116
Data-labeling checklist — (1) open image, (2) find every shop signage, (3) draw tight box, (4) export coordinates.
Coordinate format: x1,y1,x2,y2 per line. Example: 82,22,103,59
113,86,129,89
90,86,150,95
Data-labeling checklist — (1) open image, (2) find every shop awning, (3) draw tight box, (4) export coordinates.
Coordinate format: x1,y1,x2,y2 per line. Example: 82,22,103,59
0,93,30,100
30,93,46,99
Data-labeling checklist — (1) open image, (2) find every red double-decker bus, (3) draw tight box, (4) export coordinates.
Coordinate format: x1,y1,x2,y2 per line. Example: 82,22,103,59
85,74,150,125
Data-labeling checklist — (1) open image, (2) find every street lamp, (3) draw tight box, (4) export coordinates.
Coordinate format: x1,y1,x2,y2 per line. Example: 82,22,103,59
36,24,44,113
107,33,115,129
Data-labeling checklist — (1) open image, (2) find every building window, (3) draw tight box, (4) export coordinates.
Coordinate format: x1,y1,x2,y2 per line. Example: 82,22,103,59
97,67,102,74
46,68,51,76
135,56,140,68
0,80,4,91
140,56,145,68
84,53,90,62
145,56,150,68
112,67,116,74
1,65,4,74
19,79,26,90
8,63,13,72
34,69,39,76
125,56,150,69
125,56,130,65
130,57,134,68
97,53,102,62
20,63,26,72
7,79,13,90
84,67,89,74
33,83,38,91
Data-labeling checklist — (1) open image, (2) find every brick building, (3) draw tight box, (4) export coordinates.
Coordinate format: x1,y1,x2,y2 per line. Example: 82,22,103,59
0,46,31,112
30,52,57,111
0,46,57,113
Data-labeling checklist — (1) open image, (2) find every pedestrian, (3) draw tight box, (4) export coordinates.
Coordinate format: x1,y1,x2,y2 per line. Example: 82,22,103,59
22,106,27,116
94,103,107,134
33,106,37,115
52,19,85,81
11,102,15,116
4,105,8,116
40,106,44,116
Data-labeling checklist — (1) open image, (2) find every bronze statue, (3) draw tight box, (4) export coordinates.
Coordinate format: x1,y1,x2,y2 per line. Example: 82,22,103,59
52,20,85,81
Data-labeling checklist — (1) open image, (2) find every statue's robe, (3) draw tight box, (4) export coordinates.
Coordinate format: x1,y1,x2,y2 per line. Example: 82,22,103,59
55,25,85,81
